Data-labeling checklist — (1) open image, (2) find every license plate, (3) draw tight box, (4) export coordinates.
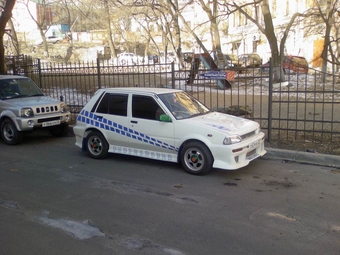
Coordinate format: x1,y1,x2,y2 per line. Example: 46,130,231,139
249,140,260,149
42,120,61,127
247,151,259,160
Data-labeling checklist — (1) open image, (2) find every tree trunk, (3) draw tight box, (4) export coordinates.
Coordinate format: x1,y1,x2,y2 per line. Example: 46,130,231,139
7,18,20,55
261,0,284,82
0,0,16,74
321,25,331,83
103,0,116,58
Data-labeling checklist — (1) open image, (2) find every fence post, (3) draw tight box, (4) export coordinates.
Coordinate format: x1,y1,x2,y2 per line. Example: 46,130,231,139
171,61,175,89
97,58,101,89
267,58,273,142
37,58,42,88
12,56,17,75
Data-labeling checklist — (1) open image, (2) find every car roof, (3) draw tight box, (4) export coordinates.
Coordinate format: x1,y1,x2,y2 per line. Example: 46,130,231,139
101,87,182,95
285,55,306,59
0,75,28,80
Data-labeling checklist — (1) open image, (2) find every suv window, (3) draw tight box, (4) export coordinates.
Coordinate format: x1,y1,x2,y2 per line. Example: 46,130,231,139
132,95,162,120
0,78,43,99
96,93,128,116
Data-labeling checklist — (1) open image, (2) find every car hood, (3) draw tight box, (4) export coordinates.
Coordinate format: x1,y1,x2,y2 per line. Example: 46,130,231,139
3,96,62,107
188,112,258,135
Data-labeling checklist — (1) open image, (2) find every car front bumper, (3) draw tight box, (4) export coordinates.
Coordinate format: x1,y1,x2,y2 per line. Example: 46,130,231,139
211,132,266,170
15,112,70,131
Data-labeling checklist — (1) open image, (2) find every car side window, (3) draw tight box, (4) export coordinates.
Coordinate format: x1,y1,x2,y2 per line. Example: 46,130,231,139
96,93,128,116
132,95,162,120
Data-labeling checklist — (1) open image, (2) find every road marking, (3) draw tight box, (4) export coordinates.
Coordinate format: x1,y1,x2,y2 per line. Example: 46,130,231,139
267,212,296,222
331,225,340,232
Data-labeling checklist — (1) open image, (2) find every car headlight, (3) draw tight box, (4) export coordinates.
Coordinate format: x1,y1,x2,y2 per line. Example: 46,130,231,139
21,108,34,117
223,135,242,145
60,103,69,113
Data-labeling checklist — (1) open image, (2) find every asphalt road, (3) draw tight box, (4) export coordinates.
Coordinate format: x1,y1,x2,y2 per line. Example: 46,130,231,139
1,131,340,255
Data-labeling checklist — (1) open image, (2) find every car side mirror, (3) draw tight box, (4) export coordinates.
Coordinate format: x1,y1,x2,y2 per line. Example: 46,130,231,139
159,114,172,122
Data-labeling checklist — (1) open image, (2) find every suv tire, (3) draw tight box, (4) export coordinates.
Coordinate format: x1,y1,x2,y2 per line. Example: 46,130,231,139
1,118,24,145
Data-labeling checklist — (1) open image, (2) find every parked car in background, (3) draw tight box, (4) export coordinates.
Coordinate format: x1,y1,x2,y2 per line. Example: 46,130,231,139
0,75,70,145
38,36,62,45
148,55,159,64
73,87,266,175
282,55,309,74
261,55,309,74
224,54,241,68
238,53,262,67
117,52,138,65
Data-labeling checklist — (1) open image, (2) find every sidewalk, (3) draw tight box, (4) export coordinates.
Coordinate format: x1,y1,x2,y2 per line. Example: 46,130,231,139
263,148,340,168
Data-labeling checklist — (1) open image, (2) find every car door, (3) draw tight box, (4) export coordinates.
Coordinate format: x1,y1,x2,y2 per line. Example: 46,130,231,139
128,93,177,162
94,92,130,152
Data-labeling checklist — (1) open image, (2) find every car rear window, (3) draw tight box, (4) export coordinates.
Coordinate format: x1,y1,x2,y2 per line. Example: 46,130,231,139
96,93,128,116
292,57,307,66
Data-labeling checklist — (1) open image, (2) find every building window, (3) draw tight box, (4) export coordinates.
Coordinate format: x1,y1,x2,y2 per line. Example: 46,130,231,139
271,0,277,18
286,0,289,15
252,41,257,53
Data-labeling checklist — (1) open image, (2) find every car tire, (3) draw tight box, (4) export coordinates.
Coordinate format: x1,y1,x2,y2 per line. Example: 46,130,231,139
1,118,24,145
180,141,213,175
121,59,127,66
49,123,69,137
86,130,109,159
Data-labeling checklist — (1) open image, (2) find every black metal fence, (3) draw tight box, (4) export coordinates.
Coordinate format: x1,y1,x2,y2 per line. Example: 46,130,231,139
7,56,340,154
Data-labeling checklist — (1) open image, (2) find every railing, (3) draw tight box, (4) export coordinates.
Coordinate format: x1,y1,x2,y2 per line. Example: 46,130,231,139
7,56,340,154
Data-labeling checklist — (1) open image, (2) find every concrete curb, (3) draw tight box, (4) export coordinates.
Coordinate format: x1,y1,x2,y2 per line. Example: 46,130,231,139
263,148,340,168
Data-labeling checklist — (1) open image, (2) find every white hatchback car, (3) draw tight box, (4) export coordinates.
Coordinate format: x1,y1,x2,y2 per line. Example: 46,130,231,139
73,88,266,175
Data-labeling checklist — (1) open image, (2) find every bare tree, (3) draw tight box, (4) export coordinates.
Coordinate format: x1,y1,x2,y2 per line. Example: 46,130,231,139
0,0,16,74
7,18,19,55
314,0,340,80
23,0,54,57
196,0,223,53
222,0,313,82
117,0,185,66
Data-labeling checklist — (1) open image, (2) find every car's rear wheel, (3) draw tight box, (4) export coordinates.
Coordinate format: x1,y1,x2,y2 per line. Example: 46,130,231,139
180,141,213,175
1,118,24,145
86,130,109,159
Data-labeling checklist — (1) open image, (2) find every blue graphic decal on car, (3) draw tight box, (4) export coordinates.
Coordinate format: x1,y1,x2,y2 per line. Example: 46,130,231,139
78,110,178,152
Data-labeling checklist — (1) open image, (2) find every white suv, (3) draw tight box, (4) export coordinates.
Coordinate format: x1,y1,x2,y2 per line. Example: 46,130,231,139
0,75,70,145
73,87,266,175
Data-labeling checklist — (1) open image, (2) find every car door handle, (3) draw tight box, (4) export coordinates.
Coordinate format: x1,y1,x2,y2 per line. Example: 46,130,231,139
131,120,138,124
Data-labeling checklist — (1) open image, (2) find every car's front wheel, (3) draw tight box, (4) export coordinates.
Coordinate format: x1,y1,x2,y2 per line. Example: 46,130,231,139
1,118,24,145
86,130,109,159
180,141,213,175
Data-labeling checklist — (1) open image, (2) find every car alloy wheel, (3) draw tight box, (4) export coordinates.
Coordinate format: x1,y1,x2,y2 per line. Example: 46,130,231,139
86,130,109,159
181,141,213,175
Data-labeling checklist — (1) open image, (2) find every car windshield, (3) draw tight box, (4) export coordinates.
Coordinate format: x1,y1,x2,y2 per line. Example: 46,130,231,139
158,91,210,120
0,78,44,100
